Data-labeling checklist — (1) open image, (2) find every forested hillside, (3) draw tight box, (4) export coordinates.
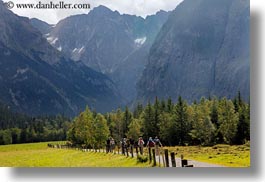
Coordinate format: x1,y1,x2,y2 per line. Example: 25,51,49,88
0,103,71,145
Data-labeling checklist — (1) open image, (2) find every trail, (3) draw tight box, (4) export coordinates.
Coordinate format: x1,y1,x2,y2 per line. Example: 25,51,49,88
155,155,224,167
71,146,224,167
97,148,224,167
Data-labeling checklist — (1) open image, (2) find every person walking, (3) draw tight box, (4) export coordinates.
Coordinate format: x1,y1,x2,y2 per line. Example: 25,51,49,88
106,137,111,153
154,136,162,155
121,137,127,155
138,137,145,155
110,137,115,153
146,137,155,148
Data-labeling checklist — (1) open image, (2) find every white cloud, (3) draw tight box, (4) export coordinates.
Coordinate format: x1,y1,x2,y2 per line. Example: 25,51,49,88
3,0,183,24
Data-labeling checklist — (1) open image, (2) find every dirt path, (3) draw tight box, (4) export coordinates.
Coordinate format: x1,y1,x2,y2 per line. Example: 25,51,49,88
81,148,224,167
155,155,224,167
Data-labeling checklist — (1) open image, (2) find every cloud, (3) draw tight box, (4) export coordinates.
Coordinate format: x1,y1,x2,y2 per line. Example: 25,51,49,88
4,0,183,24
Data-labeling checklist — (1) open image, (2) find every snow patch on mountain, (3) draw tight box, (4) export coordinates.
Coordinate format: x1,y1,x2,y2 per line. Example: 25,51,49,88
57,46,62,51
71,46,85,61
134,37,146,46
47,36,58,45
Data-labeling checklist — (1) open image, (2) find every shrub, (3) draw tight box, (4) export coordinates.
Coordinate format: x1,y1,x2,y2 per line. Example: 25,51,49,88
137,155,148,163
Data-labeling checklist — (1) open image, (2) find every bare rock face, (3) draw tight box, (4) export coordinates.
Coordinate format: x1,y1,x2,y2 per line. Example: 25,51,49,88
40,6,170,103
0,2,121,116
137,0,250,103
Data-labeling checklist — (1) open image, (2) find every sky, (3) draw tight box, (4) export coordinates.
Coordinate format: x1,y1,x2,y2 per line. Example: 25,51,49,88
3,0,183,24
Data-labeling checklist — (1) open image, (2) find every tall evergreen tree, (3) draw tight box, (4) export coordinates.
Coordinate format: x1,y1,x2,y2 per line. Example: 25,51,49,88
159,112,174,146
142,101,155,139
153,97,161,135
174,96,191,146
123,106,132,137
133,102,143,119
233,103,250,144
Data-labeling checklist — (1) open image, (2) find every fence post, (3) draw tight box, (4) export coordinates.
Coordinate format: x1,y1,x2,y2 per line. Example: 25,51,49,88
170,152,176,167
131,146,134,158
126,147,129,157
148,147,152,163
164,149,169,167
152,149,156,166
135,146,139,156
181,159,188,167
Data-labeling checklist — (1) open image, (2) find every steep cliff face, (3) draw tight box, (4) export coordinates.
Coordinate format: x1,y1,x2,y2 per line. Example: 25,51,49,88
137,0,250,103
44,6,170,103
0,2,121,116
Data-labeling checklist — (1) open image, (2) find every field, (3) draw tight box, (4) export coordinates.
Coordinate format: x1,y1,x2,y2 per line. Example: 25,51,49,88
0,142,250,167
163,143,250,167
0,142,151,167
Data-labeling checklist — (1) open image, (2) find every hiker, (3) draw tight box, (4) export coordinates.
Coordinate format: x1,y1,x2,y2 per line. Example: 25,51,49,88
121,137,127,155
129,137,134,154
146,137,155,148
110,137,115,153
154,136,162,155
138,137,145,155
106,137,111,153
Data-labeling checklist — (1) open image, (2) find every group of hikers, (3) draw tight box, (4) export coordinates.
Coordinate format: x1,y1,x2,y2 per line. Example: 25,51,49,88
106,136,163,156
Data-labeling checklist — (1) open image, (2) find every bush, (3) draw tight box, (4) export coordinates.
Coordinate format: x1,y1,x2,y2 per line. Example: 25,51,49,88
137,155,148,163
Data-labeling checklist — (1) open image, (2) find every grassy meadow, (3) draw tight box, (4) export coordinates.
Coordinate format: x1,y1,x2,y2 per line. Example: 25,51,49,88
162,143,250,167
0,142,151,167
0,142,250,167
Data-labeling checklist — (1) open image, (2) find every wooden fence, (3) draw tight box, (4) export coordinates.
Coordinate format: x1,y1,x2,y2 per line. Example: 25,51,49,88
47,143,193,167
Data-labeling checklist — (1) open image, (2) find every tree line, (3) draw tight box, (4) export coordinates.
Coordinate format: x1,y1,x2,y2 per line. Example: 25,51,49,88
0,103,71,145
68,93,250,148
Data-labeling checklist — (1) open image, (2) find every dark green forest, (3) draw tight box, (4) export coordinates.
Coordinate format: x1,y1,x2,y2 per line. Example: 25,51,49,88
0,93,250,147
0,103,71,145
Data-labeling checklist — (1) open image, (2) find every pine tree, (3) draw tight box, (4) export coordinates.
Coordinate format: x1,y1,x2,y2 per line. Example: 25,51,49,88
159,112,174,146
166,97,173,113
133,102,143,119
142,101,155,138
153,97,161,135
234,103,250,144
123,106,132,137
174,96,191,146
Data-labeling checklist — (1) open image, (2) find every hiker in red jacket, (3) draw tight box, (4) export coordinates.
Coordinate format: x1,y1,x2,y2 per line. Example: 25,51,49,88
146,137,155,148
138,137,145,155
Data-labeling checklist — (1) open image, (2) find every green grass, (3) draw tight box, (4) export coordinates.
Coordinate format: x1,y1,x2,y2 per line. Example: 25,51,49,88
162,144,250,167
0,142,250,167
0,142,151,167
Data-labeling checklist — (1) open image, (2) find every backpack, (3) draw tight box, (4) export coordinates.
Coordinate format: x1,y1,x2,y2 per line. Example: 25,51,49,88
148,141,155,147
139,139,144,146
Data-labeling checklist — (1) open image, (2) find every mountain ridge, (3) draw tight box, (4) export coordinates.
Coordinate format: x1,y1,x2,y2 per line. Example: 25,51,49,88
0,2,122,116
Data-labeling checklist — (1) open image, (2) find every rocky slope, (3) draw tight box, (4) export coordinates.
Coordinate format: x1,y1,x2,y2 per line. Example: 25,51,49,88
0,2,121,116
42,6,170,103
137,0,250,103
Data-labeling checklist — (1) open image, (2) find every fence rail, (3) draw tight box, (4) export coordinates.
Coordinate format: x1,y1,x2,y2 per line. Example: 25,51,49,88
47,143,193,167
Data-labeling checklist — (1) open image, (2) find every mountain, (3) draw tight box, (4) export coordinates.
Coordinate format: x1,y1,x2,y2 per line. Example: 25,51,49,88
0,1,121,116
137,0,250,103
30,18,53,35
44,6,170,103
